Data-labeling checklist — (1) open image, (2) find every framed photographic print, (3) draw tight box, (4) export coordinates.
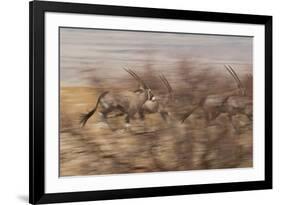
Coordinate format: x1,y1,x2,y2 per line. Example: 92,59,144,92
29,0,272,204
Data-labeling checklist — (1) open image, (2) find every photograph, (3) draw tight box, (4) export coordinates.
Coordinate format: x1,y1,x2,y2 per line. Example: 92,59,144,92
29,1,272,203
59,27,253,177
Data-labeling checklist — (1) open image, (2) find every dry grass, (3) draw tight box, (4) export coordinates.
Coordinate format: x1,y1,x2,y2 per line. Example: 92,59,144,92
59,71,253,176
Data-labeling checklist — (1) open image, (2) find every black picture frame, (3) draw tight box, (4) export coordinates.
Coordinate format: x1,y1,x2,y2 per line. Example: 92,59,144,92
29,0,272,204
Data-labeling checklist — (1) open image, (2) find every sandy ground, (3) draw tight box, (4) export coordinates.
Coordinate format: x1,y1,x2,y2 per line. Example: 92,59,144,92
59,86,252,177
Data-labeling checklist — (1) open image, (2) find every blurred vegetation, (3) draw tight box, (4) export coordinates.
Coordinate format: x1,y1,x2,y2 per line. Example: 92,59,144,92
60,62,252,176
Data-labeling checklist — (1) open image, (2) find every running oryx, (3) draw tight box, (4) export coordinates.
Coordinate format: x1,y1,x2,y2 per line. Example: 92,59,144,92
181,65,252,123
80,69,154,128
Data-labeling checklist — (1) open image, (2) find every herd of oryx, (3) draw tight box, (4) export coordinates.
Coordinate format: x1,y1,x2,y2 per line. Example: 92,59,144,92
80,65,252,129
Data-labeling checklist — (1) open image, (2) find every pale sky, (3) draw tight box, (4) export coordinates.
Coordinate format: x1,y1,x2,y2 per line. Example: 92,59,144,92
60,27,252,86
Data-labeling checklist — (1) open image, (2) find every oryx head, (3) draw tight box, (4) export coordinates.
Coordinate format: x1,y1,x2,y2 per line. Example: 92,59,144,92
225,65,246,96
124,68,154,100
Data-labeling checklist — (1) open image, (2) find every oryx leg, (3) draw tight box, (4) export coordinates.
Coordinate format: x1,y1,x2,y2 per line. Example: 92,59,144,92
227,113,240,134
138,110,145,121
124,113,131,129
138,109,148,131
202,107,210,125
99,107,114,123
159,110,169,122
204,107,220,126
125,109,139,130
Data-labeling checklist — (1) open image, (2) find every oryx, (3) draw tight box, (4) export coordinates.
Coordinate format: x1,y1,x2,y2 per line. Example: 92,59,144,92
80,69,154,128
181,65,252,123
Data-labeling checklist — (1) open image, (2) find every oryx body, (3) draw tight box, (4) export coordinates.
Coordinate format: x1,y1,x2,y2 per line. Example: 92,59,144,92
80,69,154,127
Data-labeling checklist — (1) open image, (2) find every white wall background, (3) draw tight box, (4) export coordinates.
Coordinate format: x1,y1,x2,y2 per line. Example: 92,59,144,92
0,0,279,204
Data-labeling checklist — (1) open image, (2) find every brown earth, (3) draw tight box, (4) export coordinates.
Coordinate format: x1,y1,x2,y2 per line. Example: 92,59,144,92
59,86,252,177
